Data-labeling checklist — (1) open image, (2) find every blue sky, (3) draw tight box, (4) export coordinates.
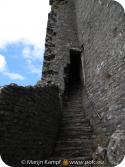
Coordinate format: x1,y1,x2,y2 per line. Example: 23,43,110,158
0,41,44,85
0,0,50,86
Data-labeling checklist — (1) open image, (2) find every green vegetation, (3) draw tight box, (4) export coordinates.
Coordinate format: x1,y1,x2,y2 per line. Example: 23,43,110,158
52,1,59,10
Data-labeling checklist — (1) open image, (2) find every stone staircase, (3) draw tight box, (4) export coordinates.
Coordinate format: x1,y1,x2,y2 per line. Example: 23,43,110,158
50,83,94,166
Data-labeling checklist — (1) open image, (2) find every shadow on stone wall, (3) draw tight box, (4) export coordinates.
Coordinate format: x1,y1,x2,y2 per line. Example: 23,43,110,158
0,84,62,166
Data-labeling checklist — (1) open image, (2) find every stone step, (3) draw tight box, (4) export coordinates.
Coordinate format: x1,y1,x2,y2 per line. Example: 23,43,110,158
53,150,92,157
62,120,90,124
59,136,93,141
63,112,85,115
60,128,92,133
65,103,82,106
54,145,93,151
50,156,92,161
62,117,87,120
62,113,85,117
63,108,82,112
54,146,92,151
53,152,92,158
56,139,93,144
61,125,91,129
61,121,91,126
58,130,92,136
63,109,82,113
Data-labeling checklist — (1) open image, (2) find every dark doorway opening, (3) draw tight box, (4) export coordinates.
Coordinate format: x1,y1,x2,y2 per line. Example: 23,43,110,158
64,49,82,95
69,49,82,85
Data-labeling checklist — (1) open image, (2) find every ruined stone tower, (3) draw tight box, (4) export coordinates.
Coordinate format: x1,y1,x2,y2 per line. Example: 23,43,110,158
0,0,125,166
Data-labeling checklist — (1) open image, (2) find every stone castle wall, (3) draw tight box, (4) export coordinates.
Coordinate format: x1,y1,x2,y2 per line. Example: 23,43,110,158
75,0,125,134
74,0,125,164
0,84,61,166
42,0,125,164
42,0,79,91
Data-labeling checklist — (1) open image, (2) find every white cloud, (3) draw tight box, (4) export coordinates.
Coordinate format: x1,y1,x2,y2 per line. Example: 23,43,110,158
22,47,32,59
0,0,50,84
0,54,25,81
0,54,6,71
26,59,41,76
22,45,43,76
0,0,50,48
4,72,25,80
32,47,44,61
0,0,124,50
22,46,43,61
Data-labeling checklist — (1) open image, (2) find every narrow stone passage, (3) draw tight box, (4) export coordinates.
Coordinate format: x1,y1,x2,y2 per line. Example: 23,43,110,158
50,83,94,166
